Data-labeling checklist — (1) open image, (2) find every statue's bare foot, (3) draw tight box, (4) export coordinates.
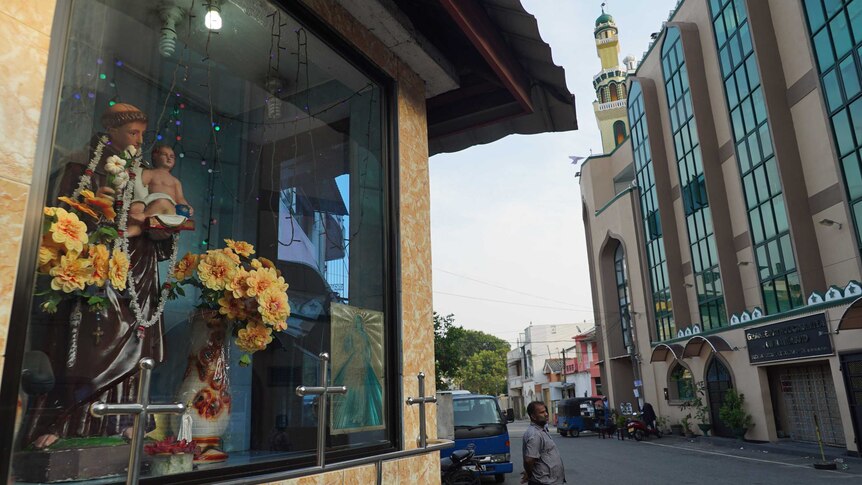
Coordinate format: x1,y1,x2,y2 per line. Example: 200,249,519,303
122,427,134,440
33,433,59,449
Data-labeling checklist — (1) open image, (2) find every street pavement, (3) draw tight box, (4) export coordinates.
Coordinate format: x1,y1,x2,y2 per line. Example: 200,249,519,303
489,420,862,484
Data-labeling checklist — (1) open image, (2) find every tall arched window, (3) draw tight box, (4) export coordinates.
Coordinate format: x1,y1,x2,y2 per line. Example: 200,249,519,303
629,80,674,341
614,244,633,352
610,82,619,101
669,363,694,401
613,120,626,146
662,26,726,329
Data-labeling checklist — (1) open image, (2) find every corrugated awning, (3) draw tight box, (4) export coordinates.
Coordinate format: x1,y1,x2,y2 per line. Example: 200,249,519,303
649,343,684,363
838,296,862,331
395,0,577,155
682,335,734,358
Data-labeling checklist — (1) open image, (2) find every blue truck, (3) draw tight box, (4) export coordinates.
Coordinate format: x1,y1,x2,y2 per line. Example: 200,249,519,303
440,393,514,483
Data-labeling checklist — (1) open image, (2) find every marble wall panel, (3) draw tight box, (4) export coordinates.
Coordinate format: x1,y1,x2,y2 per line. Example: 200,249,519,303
0,10,52,185
320,470,344,485
0,0,55,394
0,0,57,37
0,178,30,360
381,459,399,485
399,452,439,484
294,474,322,485
342,464,376,485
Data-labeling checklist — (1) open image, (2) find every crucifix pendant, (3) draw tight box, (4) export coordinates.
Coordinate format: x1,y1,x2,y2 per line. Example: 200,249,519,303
92,325,104,345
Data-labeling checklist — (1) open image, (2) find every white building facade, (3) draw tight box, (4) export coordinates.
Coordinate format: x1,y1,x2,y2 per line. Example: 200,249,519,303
506,323,586,416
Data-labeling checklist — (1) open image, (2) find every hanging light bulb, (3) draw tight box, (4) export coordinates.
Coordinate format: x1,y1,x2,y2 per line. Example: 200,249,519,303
265,78,284,120
204,2,222,31
158,4,184,58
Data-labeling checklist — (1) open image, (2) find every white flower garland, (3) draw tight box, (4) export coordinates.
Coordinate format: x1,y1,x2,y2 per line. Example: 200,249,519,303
72,135,109,198
66,301,83,368
63,137,182,352
113,156,181,332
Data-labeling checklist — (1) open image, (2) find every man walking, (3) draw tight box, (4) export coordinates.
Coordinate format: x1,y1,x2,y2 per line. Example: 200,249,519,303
522,401,566,484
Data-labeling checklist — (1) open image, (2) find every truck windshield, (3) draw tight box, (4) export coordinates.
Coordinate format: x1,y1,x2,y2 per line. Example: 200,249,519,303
454,397,503,427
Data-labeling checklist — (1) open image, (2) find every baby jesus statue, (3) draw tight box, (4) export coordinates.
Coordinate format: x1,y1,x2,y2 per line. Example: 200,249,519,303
128,144,193,237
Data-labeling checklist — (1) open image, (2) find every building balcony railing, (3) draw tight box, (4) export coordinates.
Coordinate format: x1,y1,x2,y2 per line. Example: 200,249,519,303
596,36,618,46
508,376,523,389
596,99,627,111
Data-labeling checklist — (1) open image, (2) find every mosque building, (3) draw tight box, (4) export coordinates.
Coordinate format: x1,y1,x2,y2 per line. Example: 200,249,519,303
582,0,862,456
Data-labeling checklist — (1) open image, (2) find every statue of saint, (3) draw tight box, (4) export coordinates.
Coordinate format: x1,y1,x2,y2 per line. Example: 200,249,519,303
24,103,170,449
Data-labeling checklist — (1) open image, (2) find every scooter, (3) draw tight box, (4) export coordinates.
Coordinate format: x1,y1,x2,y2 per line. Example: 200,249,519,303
440,448,484,485
626,415,662,441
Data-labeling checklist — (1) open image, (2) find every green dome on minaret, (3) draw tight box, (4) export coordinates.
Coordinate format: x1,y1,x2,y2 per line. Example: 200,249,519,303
596,12,614,26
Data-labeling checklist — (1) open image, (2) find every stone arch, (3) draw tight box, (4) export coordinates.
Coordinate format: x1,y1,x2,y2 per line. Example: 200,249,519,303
598,233,631,358
666,360,695,402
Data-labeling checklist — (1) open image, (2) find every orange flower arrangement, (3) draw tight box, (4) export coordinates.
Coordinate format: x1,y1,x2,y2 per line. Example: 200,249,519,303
108,247,130,291
58,196,100,220
172,252,199,281
235,320,274,354
197,250,238,291
80,189,117,221
36,143,154,317
225,239,255,257
49,208,89,253
88,244,110,287
49,252,93,293
173,239,290,361
37,203,128,313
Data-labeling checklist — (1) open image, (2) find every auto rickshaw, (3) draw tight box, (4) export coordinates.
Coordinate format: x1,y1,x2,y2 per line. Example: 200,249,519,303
554,396,608,437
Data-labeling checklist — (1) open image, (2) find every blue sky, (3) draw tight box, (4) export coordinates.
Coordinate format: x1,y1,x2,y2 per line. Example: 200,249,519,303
429,0,679,347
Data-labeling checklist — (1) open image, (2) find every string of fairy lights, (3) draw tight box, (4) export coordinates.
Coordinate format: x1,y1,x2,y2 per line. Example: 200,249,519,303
62,0,380,270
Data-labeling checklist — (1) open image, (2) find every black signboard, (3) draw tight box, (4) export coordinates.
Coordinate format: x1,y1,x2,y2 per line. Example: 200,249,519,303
745,313,833,364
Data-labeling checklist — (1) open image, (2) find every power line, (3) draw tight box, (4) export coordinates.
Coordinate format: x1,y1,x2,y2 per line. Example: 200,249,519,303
435,267,595,310
433,291,595,312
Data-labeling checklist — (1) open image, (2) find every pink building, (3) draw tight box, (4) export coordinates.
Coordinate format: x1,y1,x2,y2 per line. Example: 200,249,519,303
564,329,602,397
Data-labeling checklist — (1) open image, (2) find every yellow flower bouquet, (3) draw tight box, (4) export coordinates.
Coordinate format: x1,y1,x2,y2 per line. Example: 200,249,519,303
36,206,128,312
36,143,136,314
170,239,290,363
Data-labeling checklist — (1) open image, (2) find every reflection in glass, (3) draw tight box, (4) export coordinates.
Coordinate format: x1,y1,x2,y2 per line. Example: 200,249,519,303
11,0,391,482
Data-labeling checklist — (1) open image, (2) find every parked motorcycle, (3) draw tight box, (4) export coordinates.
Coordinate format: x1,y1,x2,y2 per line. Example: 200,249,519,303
441,448,484,485
626,415,662,441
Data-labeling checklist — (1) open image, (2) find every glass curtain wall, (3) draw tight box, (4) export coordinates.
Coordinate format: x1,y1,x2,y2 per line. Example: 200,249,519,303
803,0,862,250
628,81,675,341
7,0,394,482
661,28,727,330
710,0,803,314
614,245,633,352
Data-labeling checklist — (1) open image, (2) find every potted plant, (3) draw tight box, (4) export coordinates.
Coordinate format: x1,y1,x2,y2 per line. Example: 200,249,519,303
656,415,670,435
719,389,754,440
613,410,627,439
145,436,196,475
682,381,711,436
680,414,694,438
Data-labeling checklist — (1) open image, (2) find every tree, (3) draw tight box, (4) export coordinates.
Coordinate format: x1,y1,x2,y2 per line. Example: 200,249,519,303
434,312,509,393
461,349,508,396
